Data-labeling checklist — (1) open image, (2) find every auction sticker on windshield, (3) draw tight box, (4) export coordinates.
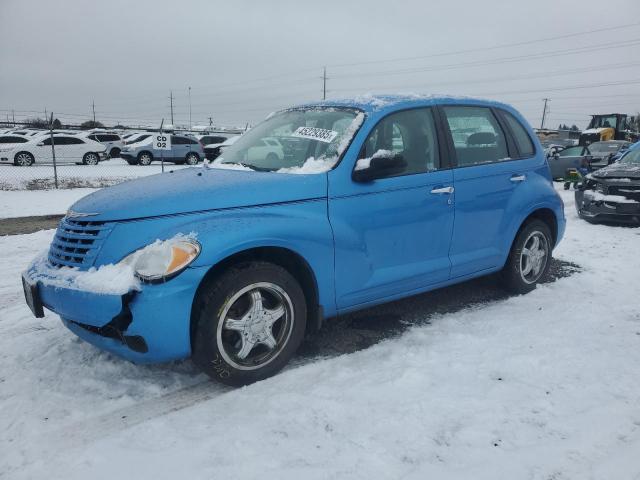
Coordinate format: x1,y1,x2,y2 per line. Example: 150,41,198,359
292,126,338,143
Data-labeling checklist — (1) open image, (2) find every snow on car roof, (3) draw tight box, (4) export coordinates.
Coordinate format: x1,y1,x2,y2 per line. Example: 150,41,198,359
294,93,512,114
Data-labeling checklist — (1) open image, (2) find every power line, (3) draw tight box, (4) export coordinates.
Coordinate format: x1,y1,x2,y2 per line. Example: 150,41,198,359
328,21,640,69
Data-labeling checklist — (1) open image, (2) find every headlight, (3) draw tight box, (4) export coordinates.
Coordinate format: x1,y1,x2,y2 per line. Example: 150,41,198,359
120,236,200,282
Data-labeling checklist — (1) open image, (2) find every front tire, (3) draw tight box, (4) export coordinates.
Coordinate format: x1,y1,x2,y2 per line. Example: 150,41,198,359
192,262,307,386
185,152,199,165
14,152,34,166
499,219,552,294
109,147,121,158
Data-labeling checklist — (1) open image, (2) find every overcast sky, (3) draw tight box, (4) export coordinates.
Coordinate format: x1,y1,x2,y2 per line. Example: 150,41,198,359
1,0,639,129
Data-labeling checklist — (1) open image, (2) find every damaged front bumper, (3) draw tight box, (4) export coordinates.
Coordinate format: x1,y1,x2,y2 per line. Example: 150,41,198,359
575,189,640,224
22,266,208,363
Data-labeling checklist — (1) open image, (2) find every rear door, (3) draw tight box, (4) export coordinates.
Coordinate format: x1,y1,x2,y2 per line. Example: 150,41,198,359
441,105,535,277
170,135,188,161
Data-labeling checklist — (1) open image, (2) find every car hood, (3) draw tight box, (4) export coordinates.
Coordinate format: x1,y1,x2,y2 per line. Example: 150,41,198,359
592,163,640,180
68,167,328,221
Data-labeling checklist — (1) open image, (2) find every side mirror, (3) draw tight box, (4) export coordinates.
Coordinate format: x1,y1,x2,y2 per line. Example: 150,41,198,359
352,151,407,182
552,153,560,160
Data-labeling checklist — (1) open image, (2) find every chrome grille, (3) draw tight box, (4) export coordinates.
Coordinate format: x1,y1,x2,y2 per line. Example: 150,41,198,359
48,217,113,268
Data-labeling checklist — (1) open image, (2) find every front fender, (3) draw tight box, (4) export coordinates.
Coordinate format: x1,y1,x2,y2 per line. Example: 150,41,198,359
95,199,337,317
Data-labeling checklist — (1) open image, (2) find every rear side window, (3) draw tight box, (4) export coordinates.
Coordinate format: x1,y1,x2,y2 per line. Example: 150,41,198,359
0,136,28,143
87,134,98,141
172,136,187,145
501,111,535,157
188,138,198,145
442,106,508,167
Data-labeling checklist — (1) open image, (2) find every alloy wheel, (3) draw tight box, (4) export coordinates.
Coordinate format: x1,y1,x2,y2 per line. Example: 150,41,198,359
216,282,293,370
519,231,549,284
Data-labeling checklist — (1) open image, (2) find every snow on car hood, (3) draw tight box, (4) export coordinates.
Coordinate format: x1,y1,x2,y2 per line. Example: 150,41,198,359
592,163,640,180
68,167,328,221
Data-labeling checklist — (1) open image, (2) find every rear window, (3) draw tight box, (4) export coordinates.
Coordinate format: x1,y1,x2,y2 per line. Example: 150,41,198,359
501,111,535,157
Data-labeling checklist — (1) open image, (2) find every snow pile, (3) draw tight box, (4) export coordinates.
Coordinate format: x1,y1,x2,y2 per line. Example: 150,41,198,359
27,251,141,295
277,156,336,174
355,149,393,171
208,160,254,172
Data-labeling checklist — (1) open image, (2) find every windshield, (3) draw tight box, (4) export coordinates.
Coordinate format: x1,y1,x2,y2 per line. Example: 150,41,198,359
215,108,364,173
588,142,624,154
621,149,640,165
589,115,619,129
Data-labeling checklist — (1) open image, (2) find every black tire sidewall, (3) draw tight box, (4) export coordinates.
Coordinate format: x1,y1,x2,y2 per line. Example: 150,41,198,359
192,262,307,386
186,153,199,165
500,220,553,294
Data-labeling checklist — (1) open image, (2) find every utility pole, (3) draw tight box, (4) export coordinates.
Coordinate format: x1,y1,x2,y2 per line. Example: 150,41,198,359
188,86,192,129
12,110,15,126
92,100,96,124
169,90,174,125
540,98,549,129
208,116,213,127
322,66,327,100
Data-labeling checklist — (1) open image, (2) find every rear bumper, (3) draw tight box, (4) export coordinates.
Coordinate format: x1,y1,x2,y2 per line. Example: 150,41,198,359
575,190,640,223
24,265,208,363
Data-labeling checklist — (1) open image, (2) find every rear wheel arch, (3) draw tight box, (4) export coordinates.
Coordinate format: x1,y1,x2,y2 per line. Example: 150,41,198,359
190,246,322,348
522,208,558,248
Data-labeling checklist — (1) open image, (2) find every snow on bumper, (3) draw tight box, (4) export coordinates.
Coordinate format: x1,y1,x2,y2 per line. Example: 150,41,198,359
575,189,640,222
24,256,207,363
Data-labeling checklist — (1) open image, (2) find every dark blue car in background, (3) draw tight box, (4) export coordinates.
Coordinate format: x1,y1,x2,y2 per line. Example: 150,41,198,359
23,95,565,386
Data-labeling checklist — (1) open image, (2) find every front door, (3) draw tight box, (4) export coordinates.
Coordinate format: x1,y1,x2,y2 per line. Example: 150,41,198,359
330,107,455,310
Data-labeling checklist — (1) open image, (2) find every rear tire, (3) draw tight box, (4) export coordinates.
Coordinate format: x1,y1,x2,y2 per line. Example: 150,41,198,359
499,219,552,294
109,147,121,158
82,152,99,165
137,151,153,166
185,152,199,165
192,262,307,386
14,152,34,166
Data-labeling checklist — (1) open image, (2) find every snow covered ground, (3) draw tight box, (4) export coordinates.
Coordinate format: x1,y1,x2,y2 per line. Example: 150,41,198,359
0,158,188,190
1,186,640,479
0,188,96,218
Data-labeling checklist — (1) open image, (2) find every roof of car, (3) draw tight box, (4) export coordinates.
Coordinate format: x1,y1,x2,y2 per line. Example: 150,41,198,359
295,94,513,115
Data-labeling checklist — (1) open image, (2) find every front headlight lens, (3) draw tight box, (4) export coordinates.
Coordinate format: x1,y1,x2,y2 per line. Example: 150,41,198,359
120,237,200,282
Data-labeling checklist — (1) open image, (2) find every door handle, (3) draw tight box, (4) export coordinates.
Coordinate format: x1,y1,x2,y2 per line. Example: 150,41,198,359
510,174,526,182
430,186,454,194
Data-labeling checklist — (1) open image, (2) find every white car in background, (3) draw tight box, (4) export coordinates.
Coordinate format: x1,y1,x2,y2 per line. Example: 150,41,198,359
246,137,284,165
0,134,32,165
2,133,107,166
75,131,124,158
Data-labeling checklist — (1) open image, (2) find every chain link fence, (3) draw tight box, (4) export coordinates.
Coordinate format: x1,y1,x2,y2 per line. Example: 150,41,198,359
0,128,205,190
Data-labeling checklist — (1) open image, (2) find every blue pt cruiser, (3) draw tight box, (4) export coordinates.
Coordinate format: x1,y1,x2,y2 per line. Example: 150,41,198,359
23,95,565,386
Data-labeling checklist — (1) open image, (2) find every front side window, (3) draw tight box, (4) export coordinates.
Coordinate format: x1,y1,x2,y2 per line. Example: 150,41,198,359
443,106,508,166
559,146,585,157
217,107,363,173
359,107,441,176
